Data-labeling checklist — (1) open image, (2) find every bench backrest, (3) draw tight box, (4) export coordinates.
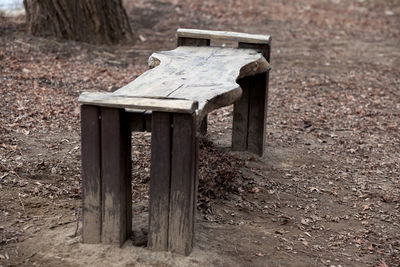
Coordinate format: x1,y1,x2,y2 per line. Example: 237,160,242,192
177,28,271,62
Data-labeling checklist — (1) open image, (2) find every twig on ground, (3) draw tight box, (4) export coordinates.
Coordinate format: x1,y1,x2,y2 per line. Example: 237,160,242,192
18,193,26,216
73,209,80,237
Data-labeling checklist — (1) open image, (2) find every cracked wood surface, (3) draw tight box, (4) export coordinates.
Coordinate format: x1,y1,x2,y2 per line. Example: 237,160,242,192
80,46,270,119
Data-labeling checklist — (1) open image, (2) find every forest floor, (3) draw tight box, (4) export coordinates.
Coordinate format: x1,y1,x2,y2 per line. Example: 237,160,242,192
1,0,400,266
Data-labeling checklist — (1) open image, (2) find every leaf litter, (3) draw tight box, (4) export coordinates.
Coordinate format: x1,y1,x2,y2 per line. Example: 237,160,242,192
1,0,400,266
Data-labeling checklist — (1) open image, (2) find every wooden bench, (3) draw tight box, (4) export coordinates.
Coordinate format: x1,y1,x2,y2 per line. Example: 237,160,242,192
78,29,271,255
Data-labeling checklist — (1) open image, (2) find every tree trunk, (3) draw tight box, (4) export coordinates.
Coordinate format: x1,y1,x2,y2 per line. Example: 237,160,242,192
23,0,133,45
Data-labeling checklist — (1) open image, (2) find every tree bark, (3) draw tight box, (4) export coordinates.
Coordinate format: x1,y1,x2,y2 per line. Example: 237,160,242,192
23,0,133,45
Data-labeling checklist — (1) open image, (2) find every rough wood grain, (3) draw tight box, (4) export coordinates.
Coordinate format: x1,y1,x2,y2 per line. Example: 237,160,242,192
114,46,269,121
81,105,102,243
168,113,197,255
100,108,131,246
177,35,211,134
148,112,172,251
79,92,198,114
177,28,271,44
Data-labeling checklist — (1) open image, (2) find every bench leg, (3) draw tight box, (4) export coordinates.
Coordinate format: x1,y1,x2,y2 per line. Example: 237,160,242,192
101,107,132,245
81,106,132,246
232,72,269,156
148,112,198,255
148,112,172,251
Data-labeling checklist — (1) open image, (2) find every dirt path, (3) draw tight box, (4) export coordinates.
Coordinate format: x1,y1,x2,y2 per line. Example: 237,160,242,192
1,0,399,266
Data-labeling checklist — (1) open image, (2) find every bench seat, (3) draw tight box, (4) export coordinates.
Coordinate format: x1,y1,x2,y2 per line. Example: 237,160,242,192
79,46,269,124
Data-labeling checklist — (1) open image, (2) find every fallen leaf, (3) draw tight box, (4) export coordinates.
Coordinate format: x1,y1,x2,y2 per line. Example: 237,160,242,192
301,217,310,226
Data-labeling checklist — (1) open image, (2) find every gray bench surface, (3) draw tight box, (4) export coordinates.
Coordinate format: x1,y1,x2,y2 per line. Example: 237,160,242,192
79,46,269,119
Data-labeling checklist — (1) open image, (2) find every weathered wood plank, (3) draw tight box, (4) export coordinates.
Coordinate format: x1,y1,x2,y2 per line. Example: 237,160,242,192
177,36,210,134
247,73,268,156
148,112,172,251
79,92,198,114
100,107,131,246
113,46,269,121
177,28,271,44
81,105,102,243
169,113,197,255
232,83,250,151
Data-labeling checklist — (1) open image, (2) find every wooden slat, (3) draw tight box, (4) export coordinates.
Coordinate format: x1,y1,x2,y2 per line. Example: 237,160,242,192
169,113,197,255
177,28,271,44
79,92,198,114
100,107,131,246
177,36,210,134
148,112,172,251
247,73,268,156
81,105,102,243
232,83,250,151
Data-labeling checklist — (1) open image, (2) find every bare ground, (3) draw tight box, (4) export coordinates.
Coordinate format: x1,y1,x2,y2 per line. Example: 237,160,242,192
0,0,400,266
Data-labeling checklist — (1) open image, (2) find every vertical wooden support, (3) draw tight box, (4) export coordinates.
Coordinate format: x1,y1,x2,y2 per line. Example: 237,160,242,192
169,113,197,255
232,73,268,156
247,72,268,156
148,112,172,251
232,42,270,156
148,112,198,255
100,107,131,246
81,105,102,243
